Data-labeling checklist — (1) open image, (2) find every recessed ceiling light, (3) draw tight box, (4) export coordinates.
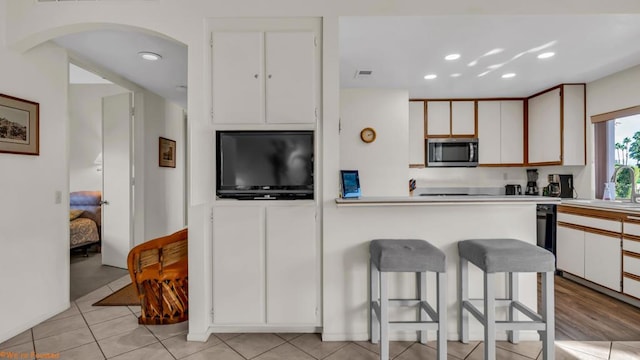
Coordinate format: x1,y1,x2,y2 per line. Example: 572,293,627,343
478,71,490,77
423,74,437,80
138,51,162,61
538,52,555,59
468,60,478,67
444,54,460,61
502,73,516,79
484,48,504,56
487,64,502,69
450,73,461,78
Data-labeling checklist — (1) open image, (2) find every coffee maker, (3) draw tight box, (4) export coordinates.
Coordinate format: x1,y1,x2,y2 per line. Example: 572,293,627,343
546,174,561,197
526,169,539,195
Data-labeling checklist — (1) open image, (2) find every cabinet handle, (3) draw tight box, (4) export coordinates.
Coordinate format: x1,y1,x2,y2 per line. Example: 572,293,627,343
254,74,259,79
268,74,272,79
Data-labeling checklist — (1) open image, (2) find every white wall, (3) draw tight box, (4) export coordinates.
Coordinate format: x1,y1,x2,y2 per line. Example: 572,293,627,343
69,83,128,192
339,89,409,196
142,91,186,241
0,18,70,346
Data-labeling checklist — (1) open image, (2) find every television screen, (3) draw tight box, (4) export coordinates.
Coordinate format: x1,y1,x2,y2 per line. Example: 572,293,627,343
217,131,314,199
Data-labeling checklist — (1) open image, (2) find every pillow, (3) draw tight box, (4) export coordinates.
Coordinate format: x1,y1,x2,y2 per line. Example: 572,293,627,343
69,209,85,221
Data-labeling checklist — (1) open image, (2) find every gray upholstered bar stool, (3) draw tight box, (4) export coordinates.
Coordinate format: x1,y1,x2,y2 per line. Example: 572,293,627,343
370,239,447,360
458,239,555,360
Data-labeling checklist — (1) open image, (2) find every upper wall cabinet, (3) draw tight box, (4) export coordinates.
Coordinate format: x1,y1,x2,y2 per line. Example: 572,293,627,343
212,31,317,125
426,100,475,137
477,100,524,165
527,84,585,165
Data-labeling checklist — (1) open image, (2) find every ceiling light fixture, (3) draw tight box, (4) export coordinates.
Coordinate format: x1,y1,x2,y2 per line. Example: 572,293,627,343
484,48,504,56
502,73,516,79
445,54,460,61
450,73,461,78
538,52,555,59
423,74,437,80
138,51,162,61
487,64,502,69
468,60,478,67
477,71,490,77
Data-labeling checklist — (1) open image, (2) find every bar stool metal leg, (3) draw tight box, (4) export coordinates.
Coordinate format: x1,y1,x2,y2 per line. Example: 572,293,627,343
508,272,520,344
380,271,389,360
437,271,447,360
484,272,496,360
541,271,555,360
459,257,469,343
419,271,427,344
370,259,379,344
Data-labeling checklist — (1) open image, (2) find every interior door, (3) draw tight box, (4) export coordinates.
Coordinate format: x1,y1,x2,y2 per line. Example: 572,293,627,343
102,93,133,269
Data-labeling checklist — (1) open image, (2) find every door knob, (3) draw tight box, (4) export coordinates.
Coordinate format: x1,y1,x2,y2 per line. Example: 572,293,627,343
100,200,110,205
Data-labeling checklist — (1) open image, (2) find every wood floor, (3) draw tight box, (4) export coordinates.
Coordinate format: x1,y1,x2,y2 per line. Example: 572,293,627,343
545,275,640,341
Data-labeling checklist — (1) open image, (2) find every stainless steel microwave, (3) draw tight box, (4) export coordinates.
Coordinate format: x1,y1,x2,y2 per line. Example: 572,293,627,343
427,138,478,167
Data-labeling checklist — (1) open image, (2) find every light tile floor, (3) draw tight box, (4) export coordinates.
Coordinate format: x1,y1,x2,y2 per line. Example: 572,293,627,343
2,275,640,360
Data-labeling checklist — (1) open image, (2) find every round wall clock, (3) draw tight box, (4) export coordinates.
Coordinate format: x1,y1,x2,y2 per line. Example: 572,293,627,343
360,127,377,143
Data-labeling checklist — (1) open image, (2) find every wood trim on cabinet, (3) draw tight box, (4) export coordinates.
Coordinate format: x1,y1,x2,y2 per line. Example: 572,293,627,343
409,164,425,169
478,163,525,167
410,97,525,102
623,234,640,243
591,105,640,124
557,222,621,238
523,99,529,165
583,85,587,164
527,161,563,166
624,272,640,282
424,100,429,139
624,251,640,260
527,84,563,100
474,100,478,138
560,85,565,163
558,205,627,221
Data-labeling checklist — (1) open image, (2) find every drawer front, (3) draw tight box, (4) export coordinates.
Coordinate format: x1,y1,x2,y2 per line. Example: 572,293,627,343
558,213,621,233
624,222,640,237
624,255,640,276
624,276,640,299
623,239,640,253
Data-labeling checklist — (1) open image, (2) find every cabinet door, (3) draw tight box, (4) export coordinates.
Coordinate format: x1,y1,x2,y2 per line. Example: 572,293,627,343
266,205,317,324
409,101,425,165
212,32,264,124
213,206,265,324
562,84,586,166
500,100,524,164
265,31,316,124
584,232,621,291
451,101,475,135
477,101,501,164
426,101,450,136
528,88,561,164
557,225,585,277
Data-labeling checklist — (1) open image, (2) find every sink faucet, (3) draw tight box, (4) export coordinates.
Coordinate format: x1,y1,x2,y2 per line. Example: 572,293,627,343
611,165,640,203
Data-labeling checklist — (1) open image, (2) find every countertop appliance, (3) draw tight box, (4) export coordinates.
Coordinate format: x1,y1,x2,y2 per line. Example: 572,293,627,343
526,169,539,195
559,174,574,198
546,174,561,197
426,138,478,167
505,184,522,195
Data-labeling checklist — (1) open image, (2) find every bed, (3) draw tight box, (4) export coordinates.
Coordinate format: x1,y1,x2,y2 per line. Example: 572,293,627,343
70,191,102,255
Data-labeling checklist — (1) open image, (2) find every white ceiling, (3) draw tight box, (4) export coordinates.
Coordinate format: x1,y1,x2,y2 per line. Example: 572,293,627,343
54,29,187,108
50,15,640,110
340,15,640,99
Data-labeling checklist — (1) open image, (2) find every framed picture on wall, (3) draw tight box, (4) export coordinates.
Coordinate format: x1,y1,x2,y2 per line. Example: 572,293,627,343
159,137,176,168
0,93,39,156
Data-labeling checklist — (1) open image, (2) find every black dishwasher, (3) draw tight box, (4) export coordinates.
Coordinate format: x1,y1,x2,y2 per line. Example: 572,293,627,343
536,204,557,256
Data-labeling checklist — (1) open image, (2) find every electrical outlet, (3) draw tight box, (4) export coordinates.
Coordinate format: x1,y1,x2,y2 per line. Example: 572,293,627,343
55,190,62,204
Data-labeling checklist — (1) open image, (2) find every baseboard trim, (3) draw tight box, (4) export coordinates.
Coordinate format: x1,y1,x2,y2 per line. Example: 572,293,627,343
0,301,70,344
561,272,640,308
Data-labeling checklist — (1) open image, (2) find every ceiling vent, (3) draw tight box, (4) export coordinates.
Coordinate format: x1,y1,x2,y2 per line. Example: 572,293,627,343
354,69,373,79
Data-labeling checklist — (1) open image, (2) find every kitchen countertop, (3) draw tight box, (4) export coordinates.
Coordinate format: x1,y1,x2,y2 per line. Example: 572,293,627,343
561,198,640,214
335,195,561,206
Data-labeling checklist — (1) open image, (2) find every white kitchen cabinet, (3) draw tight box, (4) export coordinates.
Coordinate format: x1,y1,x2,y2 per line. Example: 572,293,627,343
477,100,523,165
212,31,317,124
426,101,451,136
527,84,585,165
556,224,585,277
527,88,561,164
266,205,317,324
212,202,318,327
212,206,265,324
451,101,475,135
584,232,621,291
409,101,425,166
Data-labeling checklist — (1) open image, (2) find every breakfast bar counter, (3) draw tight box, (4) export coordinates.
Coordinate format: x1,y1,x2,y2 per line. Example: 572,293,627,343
323,195,559,342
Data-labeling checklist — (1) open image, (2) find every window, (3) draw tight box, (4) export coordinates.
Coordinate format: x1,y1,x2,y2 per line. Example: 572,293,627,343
594,110,640,199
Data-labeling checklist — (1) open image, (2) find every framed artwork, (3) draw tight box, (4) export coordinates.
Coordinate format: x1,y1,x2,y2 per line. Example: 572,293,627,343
159,137,176,168
0,93,39,156
340,170,361,199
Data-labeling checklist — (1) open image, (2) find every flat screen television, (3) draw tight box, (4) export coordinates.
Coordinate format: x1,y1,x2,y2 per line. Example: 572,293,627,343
216,130,314,200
